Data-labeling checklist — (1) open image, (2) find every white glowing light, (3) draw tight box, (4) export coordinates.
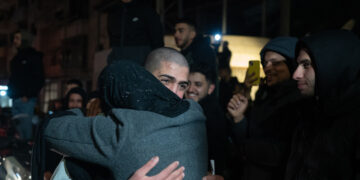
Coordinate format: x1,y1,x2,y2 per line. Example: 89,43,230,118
214,34,221,41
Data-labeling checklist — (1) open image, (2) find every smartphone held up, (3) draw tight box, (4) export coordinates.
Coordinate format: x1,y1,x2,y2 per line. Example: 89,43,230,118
246,60,260,86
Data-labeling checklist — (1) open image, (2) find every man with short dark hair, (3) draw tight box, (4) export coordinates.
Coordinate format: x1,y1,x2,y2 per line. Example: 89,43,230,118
185,63,227,179
174,19,217,77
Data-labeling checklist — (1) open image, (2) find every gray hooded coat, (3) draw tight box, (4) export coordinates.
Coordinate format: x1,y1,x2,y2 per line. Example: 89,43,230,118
44,61,208,179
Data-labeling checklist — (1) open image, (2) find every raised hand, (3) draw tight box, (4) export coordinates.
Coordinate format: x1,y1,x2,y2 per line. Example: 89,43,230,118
227,93,248,123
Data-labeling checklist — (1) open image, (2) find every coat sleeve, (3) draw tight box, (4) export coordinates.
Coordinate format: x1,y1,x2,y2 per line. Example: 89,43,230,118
231,117,248,144
44,109,126,168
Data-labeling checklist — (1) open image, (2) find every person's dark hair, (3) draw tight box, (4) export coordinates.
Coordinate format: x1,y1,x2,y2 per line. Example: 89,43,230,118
64,87,88,110
295,41,317,70
190,63,217,84
66,79,83,89
175,18,197,32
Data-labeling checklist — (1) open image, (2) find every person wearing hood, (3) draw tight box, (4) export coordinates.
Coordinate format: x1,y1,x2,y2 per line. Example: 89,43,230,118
285,30,360,180
227,37,303,180
174,18,217,78
8,30,44,140
106,0,164,65
42,60,208,179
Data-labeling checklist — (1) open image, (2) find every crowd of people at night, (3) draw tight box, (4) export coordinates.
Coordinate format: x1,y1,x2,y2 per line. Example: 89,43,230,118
1,0,359,180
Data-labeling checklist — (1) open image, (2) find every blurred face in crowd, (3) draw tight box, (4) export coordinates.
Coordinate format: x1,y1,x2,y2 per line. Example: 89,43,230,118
68,93,83,109
185,72,215,102
151,61,189,98
13,32,22,48
174,23,196,50
263,51,291,86
293,49,315,96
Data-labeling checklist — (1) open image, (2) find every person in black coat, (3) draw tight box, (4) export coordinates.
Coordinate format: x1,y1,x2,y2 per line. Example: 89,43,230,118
185,63,228,179
107,0,164,65
174,18,217,79
286,30,360,180
227,37,303,180
8,30,44,140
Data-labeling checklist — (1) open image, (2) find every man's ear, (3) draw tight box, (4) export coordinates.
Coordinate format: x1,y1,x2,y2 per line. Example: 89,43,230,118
190,31,196,40
207,84,215,95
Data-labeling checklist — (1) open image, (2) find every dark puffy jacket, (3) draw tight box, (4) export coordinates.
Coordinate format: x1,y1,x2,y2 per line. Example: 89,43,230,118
8,47,44,99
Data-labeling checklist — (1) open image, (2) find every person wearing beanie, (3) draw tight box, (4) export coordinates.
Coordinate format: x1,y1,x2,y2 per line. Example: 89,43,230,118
8,30,44,140
227,37,303,180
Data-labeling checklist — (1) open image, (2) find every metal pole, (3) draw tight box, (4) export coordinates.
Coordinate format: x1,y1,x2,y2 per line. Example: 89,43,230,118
222,0,227,35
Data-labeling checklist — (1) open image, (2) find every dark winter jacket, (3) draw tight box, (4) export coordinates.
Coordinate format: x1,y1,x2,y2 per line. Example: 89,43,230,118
8,47,44,99
232,80,302,180
285,30,360,180
181,36,217,75
199,95,228,175
107,0,164,49
231,36,301,180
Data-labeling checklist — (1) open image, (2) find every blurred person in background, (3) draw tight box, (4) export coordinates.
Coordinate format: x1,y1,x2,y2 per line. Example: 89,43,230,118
8,30,44,140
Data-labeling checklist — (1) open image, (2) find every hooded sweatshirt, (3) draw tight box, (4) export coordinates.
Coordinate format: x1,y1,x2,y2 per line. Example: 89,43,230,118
285,30,360,180
43,61,208,180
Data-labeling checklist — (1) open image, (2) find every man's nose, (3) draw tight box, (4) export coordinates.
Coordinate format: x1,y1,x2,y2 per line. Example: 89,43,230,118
292,66,303,80
264,61,273,70
168,84,179,94
187,84,195,92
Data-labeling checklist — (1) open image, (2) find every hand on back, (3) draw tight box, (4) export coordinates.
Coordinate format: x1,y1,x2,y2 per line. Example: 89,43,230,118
129,157,185,180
